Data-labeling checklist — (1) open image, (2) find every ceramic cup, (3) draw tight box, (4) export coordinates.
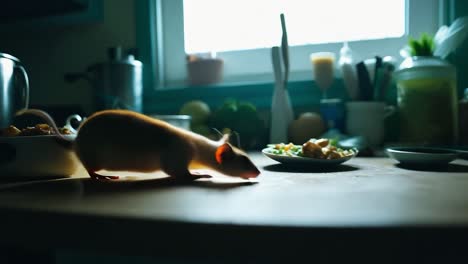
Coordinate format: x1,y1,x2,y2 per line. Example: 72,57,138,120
64,114,85,134
346,101,395,148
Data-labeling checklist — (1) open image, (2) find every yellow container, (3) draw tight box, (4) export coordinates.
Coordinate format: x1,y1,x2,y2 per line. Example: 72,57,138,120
394,56,458,146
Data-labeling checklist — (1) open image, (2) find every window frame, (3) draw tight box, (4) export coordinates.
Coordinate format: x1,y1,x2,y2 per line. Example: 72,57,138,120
155,0,445,88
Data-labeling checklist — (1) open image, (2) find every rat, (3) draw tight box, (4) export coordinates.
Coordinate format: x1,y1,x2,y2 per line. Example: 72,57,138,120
16,109,261,181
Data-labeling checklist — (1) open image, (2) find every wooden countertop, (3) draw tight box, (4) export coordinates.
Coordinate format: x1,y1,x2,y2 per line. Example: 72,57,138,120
1,153,468,260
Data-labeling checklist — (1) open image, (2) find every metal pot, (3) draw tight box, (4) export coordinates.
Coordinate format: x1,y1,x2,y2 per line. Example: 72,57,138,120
0,53,29,128
65,47,143,113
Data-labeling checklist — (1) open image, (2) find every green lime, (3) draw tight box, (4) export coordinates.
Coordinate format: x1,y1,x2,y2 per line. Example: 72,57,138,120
179,100,211,125
237,102,257,117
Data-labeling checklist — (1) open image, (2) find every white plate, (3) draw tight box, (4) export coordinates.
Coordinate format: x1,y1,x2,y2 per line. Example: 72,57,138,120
262,148,357,166
386,147,459,165
0,135,79,178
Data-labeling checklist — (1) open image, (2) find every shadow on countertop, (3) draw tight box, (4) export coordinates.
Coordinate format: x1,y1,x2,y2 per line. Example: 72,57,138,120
395,162,468,173
263,163,360,173
0,175,257,196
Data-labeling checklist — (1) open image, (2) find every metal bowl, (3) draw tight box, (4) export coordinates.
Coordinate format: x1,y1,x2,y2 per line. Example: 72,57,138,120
150,115,191,131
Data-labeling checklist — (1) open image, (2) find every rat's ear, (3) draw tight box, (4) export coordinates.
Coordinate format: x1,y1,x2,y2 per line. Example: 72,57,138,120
215,143,235,164
220,133,230,143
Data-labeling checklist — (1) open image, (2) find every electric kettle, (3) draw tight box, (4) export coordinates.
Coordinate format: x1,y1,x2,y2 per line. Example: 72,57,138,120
0,53,29,128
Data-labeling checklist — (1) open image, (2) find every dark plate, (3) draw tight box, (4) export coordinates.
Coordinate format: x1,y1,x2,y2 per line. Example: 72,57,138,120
453,149,468,160
386,147,459,165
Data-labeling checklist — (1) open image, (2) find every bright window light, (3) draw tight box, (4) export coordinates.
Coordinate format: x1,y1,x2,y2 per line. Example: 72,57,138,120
183,0,406,54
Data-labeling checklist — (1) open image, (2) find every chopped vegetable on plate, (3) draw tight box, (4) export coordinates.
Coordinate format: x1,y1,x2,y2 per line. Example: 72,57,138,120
264,138,356,160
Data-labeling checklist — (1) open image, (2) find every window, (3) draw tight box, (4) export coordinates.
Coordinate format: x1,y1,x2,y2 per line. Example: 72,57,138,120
183,0,405,53
159,0,443,88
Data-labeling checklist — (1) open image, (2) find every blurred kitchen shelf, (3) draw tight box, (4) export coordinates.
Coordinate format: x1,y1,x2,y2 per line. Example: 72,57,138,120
0,0,103,30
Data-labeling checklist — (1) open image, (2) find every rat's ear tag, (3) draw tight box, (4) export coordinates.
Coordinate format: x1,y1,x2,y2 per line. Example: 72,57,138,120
215,143,234,164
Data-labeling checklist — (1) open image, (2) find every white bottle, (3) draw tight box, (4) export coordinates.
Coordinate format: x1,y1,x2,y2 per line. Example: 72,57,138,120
270,46,294,143
339,42,359,100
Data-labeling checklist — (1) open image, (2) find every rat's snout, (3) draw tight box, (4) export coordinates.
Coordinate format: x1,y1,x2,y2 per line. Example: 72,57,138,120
242,168,260,179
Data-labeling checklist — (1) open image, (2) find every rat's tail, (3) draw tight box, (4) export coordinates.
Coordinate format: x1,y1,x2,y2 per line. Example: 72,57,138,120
15,108,75,149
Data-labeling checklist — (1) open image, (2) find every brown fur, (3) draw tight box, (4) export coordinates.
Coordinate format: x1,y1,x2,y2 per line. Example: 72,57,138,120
17,109,260,180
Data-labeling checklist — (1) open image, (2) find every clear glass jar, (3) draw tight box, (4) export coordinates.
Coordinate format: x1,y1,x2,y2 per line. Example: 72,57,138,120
394,56,458,146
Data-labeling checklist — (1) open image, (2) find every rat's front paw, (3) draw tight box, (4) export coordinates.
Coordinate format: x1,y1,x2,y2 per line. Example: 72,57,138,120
171,173,212,184
190,172,213,180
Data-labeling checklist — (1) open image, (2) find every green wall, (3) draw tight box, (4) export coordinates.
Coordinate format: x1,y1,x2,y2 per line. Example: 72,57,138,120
0,0,137,114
